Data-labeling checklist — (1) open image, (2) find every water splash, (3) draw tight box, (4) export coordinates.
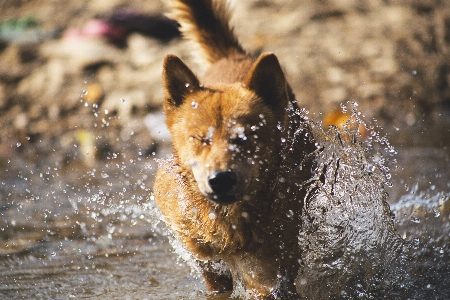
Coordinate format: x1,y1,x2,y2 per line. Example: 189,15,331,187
296,115,405,298
2,94,449,299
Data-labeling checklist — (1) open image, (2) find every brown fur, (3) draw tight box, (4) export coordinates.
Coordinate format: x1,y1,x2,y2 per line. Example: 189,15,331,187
154,0,316,298
165,0,245,66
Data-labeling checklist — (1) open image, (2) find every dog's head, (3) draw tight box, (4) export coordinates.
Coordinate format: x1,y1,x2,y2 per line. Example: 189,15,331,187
162,53,289,205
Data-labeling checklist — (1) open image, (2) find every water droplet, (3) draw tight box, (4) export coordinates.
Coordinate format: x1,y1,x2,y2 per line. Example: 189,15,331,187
185,83,190,88
228,144,237,151
410,216,421,223
191,101,199,109
287,210,294,218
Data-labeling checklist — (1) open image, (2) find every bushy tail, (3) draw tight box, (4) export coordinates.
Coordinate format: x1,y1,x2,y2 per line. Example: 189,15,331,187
166,0,246,65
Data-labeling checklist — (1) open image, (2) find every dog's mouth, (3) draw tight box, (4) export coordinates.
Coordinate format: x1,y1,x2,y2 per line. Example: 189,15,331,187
207,193,239,205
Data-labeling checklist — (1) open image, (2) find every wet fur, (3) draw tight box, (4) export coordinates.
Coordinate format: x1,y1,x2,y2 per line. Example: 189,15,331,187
154,0,316,298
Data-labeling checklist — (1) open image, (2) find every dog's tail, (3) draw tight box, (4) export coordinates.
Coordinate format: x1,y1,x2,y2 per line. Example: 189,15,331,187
166,0,246,65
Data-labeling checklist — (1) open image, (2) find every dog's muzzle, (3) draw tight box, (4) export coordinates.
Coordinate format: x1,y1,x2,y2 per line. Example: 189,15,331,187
207,170,238,205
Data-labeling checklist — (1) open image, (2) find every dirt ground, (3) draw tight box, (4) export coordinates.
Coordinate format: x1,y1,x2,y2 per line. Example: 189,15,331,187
1,0,450,166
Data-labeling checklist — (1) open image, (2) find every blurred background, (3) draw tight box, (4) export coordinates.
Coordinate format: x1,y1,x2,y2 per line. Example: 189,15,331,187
0,0,449,299
1,0,450,161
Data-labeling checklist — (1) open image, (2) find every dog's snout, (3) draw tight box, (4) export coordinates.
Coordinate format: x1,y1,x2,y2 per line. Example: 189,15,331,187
208,171,237,196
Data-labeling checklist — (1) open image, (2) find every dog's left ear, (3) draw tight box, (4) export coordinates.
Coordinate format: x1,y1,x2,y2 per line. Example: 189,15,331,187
163,54,201,108
244,53,288,110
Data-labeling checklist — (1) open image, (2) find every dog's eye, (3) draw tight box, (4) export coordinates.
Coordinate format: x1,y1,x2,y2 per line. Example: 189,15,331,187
201,137,211,146
189,135,211,146
190,135,200,140
189,135,201,142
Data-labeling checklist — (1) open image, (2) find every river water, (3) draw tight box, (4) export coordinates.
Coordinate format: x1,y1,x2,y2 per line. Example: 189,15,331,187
0,114,449,299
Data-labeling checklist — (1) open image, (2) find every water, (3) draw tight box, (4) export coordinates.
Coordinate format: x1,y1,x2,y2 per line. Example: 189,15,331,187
0,153,206,299
1,108,449,299
297,120,449,299
296,123,403,299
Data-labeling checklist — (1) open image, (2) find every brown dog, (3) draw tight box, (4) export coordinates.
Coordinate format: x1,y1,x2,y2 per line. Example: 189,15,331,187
154,0,316,298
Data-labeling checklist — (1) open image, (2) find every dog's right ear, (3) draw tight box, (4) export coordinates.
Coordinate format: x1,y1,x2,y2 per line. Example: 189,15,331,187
244,53,288,114
163,54,200,108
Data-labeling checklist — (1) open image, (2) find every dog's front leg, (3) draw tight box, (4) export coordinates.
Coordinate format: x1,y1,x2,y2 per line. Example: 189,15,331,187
198,260,233,293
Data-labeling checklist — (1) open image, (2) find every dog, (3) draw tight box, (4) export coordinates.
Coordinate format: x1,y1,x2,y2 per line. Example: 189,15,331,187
154,0,317,298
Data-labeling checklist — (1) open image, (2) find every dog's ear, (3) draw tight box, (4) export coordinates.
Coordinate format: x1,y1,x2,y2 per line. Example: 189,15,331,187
163,54,200,107
244,53,288,110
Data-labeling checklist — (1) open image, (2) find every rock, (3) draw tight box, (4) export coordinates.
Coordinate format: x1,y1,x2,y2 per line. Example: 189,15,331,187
14,112,28,130
326,67,345,84
0,45,29,82
17,58,66,104
101,89,147,122
127,33,160,68
356,83,384,99
0,84,6,108
82,82,104,105
321,87,348,104
41,37,121,71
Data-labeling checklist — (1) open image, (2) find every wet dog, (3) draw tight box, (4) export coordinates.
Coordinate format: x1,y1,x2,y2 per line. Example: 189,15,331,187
154,0,316,298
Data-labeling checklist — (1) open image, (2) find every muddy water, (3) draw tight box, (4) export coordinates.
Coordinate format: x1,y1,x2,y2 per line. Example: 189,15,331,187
1,117,450,299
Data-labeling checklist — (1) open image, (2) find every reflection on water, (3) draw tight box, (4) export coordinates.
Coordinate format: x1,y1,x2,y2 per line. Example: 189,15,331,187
0,238,203,299
1,113,449,299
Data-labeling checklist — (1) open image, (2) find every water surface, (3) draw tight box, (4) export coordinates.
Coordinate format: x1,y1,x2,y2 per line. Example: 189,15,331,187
1,117,449,299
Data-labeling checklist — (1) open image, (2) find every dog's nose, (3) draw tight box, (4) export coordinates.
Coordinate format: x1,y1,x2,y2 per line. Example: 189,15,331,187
208,170,237,196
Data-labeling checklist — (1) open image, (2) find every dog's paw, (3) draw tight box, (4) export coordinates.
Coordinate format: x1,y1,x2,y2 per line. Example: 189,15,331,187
199,260,233,293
